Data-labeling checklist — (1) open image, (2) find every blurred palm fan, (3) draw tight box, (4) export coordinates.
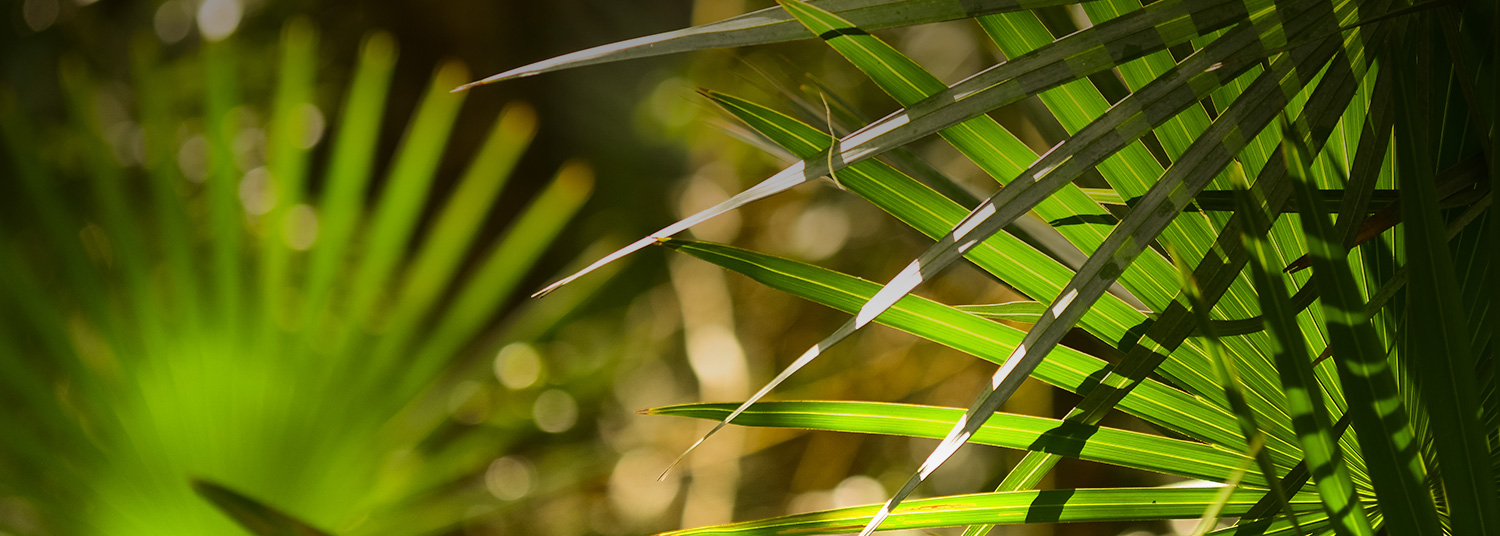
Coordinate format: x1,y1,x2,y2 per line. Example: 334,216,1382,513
0,19,605,535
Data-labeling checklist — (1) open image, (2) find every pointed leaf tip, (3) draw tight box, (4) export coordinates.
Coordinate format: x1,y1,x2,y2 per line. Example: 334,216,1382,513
451,78,492,93
661,318,856,479
660,433,712,480
451,71,507,93
532,235,659,298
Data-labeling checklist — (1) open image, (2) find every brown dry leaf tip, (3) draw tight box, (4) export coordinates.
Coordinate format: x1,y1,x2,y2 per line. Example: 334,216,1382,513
450,78,495,93
634,408,651,415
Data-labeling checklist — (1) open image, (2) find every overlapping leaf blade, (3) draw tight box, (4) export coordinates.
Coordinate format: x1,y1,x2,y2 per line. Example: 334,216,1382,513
703,90,1149,353
1243,128,1373,536
1293,107,1443,536
451,0,1500,535
530,0,1284,298
665,0,1176,462
989,2,1384,504
662,239,1246,450
457,0,1084,89
1179,256,1301,527
659,487,1323,536
861,9,1357,532
1390,17,1500,533
650,401,1263,486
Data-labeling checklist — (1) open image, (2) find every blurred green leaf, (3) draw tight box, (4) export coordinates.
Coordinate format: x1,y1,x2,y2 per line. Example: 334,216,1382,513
191,480,332,536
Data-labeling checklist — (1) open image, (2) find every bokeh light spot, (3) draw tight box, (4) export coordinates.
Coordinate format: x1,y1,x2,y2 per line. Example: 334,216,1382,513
608,449,680,523
484,456,536,501
196,0,242,42
177,134,209,183
283,204,318,250
532,389,577,433
232,121,266,171
296,103,325,149
237,167,275,215
790,204,850,261
153,0,193,43
22,0,59,32
832,475,885,508
494,343,543,390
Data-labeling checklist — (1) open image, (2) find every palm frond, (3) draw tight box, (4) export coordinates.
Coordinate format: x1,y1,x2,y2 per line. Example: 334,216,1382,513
0,22,604,535
436,0,1495,533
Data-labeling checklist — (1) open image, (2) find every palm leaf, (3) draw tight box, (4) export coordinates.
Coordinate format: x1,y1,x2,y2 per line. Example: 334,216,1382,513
650,401,1265,486
1293,106,1443,535
0,22,603,535
860,14,1370,532
301,32,397,333
1244,125,1373,536
990,6,1382,500
661,239,1248,450
1179,254,1301,527
464,0,1499,534
659,487,1324,536
190,480,332,536
457,0,1083,89
529,0,1284,298
1390,16,1500,533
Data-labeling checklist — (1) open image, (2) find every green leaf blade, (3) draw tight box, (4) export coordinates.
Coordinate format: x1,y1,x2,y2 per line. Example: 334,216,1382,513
459,0,1080,89
704,90,1150,366
259,18,319,336
651,400,1262,486
663,238,1245,449
1241,134,1373,536
398,162,594,397
660,487,1322,536
302,32,398,333
192,479,331,536
779,0,1121,275
1391,19,1500,533
368,103,539,371
1292,120,1443,536
340,61,468,340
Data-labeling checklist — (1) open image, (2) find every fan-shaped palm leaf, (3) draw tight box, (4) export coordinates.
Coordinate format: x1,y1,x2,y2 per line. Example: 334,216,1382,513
468,0,1496,534
0,21,603,536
